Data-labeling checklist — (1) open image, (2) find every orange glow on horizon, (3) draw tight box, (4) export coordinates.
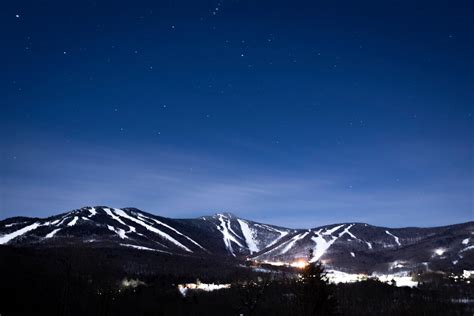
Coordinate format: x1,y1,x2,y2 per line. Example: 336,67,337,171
290,259,309,269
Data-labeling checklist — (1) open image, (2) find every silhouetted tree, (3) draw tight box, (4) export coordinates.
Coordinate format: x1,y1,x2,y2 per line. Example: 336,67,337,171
298,249,338,315
238,275,272,315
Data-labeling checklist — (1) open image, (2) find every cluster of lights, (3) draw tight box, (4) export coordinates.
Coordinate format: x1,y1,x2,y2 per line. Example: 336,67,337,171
290,259,309,269
258,259,309,269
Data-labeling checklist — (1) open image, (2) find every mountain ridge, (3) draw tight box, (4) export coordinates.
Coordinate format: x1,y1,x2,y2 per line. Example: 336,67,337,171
3,206,469,230
1,206,472,274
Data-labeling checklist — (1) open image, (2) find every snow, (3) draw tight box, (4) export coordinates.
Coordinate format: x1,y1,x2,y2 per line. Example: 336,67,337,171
266,232,289,248
434,248,446,256
178,282,231,297
308,224,359,262
107,225,128,239
216,214,244,256
339,226,371,250
45,228,61,238
453,260,458,265
119,243,171,254
322,224,344,235
376,274,418,288
139,214,206,251
4,222,25,228
338,224,355,238
55,216,70,226
67,216,79,226
344,228,358,240
113,209,192,252
326,270,419,288
104,208,136,233
326,270,367,284
393,276,418,287
103,208,128,226
261,260,286,266
390,261,407,269
237,219,259,253
311,232,337,262
460,245,474,253
280,232,309,254
257,224,289,248
385,230,401,246
224,217,243,241
0,222,41,244
350,252,355,257
462,238,469,245
88,207,97,217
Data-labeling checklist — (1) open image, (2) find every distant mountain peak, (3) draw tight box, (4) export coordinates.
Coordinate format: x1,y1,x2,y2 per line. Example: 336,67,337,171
1,206,472,274
213,212,238,219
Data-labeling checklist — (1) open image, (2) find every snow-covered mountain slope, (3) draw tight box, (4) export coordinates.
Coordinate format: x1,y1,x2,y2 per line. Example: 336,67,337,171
251,221,474,273
0,207,210,254
0,207,293,257
0,206,473,274
202,212,293,257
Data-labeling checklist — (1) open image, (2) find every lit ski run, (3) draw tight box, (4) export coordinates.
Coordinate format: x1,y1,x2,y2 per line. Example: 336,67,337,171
216,214,244,256
385,230,401,246
237,219,259,253
0,222,41,244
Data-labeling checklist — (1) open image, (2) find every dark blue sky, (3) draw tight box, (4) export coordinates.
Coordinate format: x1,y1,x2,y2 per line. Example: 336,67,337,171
1,0,472,227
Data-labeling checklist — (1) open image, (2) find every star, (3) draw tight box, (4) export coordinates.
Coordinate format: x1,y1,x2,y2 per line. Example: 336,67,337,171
16,14,20,18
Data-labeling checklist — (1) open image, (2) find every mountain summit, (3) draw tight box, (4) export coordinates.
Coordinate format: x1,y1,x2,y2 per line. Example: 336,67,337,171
1,206,472,274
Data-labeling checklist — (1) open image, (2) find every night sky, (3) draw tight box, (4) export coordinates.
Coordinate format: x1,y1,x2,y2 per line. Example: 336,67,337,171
1,1,472,227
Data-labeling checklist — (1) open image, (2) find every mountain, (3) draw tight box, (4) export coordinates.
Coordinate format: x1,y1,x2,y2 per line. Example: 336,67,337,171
1,206,472,274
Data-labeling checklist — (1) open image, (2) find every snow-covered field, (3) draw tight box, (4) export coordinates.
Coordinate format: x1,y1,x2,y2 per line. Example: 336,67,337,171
178,282,231,296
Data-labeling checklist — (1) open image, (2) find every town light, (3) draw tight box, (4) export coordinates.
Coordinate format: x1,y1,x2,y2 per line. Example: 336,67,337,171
290,259,309,269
